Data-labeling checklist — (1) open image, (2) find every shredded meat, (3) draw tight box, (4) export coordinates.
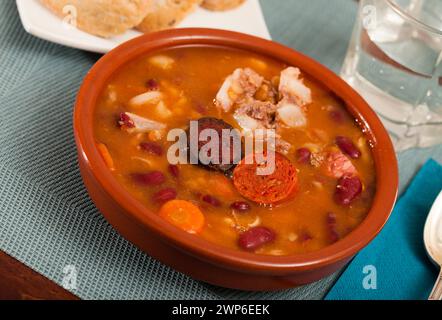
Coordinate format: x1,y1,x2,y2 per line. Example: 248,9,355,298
216,67,314,156
254,80,278,104
275,139,292,155
235,99,277,129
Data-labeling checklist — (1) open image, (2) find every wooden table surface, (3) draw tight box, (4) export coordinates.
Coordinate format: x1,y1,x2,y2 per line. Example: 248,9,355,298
0,250,79,300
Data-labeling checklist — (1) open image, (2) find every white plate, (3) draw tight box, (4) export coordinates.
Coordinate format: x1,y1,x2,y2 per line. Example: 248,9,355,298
16,0,271,53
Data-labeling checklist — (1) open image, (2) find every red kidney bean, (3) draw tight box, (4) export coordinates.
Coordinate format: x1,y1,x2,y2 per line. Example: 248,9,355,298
202,195,221,207
192,190,203,198
329,110,345,124
335,136,361,159
168,164,180,178
140,142,163,156
329,229,340,243
300,231,313,243
334,175,362,206
326,212,337,226
195,103,208,115
326,212,339,243
152,188,177,203
132,171,165,186
119,112,135,128
146,78,159,90
296,148,311,164
238,227,275,251
230,201,251,212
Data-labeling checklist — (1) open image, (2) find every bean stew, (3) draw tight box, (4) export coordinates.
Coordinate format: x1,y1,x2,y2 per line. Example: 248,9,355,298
93,46,376,256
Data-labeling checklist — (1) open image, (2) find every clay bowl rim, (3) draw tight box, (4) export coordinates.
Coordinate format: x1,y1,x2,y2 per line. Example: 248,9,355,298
74,28,398,275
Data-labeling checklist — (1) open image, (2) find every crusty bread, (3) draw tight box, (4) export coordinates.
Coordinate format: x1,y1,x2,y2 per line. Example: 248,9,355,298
39,0,153,38
200,0,245,11
136,0,202,33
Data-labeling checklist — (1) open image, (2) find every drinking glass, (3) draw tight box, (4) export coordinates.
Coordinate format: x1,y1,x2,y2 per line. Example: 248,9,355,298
341,0,442,151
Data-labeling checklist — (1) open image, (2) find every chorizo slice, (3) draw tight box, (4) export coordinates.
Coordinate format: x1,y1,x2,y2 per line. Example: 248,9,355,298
187,117,242,173
233,152,298,205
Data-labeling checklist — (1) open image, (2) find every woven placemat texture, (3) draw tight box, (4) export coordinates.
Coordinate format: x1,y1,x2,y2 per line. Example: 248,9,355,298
1,0,441,299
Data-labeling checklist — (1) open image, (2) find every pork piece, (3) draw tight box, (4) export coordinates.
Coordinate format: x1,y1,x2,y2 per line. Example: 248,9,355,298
234,100,277,130
215,68,264,112
276,98,307,128
273,138,292,155
323,150,357,179
279,67,312,106
233,100,293,154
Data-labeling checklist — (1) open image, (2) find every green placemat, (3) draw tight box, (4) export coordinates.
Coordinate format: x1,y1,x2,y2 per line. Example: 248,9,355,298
1,0,441,300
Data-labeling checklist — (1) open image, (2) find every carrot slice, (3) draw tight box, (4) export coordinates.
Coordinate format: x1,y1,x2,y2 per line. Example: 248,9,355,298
158,200,205,234
97,143,115,171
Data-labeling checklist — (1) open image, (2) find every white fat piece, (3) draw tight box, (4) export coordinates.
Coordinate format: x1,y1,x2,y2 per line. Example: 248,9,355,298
216,75,234,112
129,91,162,107
279,67,312,106
124,112,166,133
233,112,262,135
148,55,175,70
276,99,307,128
215,68,264,112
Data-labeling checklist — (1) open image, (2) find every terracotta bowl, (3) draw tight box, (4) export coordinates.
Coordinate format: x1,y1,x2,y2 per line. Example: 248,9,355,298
74,28,398,291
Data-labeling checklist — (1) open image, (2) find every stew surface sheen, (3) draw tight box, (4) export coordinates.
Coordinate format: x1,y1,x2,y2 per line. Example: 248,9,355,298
94,46,376,256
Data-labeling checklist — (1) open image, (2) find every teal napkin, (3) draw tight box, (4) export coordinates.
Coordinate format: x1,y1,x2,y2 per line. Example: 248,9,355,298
326,159,442,300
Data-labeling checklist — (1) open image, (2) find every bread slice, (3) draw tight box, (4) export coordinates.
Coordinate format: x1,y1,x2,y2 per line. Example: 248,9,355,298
136,0,202,33
39,0,153,38
200,0,245,11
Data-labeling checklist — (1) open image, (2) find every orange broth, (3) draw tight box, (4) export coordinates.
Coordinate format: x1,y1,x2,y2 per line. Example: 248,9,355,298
94,46,376,255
